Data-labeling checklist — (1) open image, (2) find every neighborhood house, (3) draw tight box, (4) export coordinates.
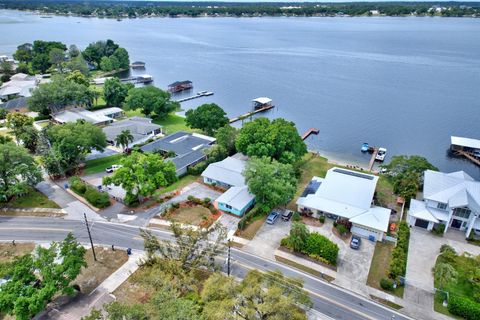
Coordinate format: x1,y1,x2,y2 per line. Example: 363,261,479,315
202,155,255,216
140,131,216,176
103,116,162,148
296,167,390,241
52,107,124,126
408,170,480,237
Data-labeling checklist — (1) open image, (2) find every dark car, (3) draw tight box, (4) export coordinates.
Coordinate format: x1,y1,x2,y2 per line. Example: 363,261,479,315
281,210,293,222
266,211,280,225
350,236,361,250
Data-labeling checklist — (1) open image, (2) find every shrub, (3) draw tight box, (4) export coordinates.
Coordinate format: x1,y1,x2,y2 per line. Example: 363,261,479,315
187,195,196,202
171,203,180,209
319,215,325,223
84,186,110,209
280,237,291,248
304,232,339,265
432,223,445,235
187,161,209,175
203,197,211,206
448,295,480,320
380,278,395,291
292,211,301,222
440,244,456,255
336,224,348,235
124,193,139,207
69,176,86,195
389,221,410,279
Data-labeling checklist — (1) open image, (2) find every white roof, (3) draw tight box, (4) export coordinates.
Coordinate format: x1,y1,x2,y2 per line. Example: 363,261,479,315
297,167,390,232
91,107,124,118
349,206,391,232
215,186,255,211
252,97,272,104
423,170,480,212
53,108,112,125
10,73,30,81
0,85,22,96
202,156,247,187
409,199,440,223
451,136,480,149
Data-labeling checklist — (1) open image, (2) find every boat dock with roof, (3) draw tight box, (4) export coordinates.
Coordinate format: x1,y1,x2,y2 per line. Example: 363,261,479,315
450,136,480,166
229,97,275,124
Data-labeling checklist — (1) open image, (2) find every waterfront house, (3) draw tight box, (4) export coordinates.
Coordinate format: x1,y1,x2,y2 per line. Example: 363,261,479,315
202,154,255,216
296,167,390,241
140,131,216,176
52,107,124,126
408,170,480,237
103,117,162,148
0,73,37,101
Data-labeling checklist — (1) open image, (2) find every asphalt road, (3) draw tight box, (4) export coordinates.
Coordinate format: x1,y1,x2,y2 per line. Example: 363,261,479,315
0,216,412,320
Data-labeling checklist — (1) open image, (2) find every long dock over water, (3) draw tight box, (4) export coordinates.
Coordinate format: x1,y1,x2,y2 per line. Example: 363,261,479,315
368,147,379,172
454,150,480,167
174,91,214,103
229,105,274,123
301,128,319,141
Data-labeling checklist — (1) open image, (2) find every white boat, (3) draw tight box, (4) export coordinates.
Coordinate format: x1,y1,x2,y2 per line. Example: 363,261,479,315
375,148,387,161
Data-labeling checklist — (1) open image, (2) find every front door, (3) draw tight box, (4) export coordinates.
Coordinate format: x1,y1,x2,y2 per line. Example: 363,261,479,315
451,219,463,229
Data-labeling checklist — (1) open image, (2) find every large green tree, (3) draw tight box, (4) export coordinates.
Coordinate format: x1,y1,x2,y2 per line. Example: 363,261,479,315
289,222,310,252
124,86,178,118
185,103,229,136
13,43,33,63
5,112,33,144
0,234,86,320
43,121,107,176
201,270,311,320
245,157,297,211
236,117,307,164
103,78,131,107
103,151,177,204
215,125,237,155
0,142,42,202
66,70,89,87
28,75,93,114
49,47,66,72
112,47,130,69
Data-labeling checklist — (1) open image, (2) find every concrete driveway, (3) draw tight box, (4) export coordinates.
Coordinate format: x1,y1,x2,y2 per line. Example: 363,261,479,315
243,217,291,260
308,220,375,289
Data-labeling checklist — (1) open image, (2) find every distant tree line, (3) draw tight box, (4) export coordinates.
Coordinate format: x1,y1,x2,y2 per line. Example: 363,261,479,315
0,1,478,18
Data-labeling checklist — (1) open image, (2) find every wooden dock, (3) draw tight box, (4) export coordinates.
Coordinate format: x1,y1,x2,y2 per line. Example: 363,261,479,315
368,147,379,172
229,105,274,124
301,128,320,141
454,150,480,167
175,92,214,103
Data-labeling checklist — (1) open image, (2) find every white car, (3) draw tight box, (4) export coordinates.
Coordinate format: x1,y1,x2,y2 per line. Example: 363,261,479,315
375,148,387,161
105,164,122,173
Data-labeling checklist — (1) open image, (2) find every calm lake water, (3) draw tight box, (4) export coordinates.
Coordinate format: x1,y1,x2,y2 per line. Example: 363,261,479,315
1,10,480,177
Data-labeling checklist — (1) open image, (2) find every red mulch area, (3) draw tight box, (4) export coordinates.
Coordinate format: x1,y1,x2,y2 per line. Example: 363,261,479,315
301,216,323,227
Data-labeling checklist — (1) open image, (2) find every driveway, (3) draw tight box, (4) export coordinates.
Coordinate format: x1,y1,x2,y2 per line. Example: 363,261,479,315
406,227,480,292
309,220,375,290
243,217,291,260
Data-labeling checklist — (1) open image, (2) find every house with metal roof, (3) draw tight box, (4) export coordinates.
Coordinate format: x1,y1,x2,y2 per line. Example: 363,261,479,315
52,107,125,126
0,73,37,101
296,167,390,241
201,154,255,216
408,170,480,237
103,117,162,148
140,131,216,176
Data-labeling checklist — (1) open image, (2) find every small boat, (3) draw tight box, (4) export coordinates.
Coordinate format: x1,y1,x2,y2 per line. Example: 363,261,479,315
375,147,387,161
361,143,369,152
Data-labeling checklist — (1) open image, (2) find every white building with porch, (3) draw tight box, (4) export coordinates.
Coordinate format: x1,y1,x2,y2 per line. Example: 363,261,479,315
296,167,390,241
408,170,480,237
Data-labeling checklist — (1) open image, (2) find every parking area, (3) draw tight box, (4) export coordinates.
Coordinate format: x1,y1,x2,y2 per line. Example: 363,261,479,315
406,227,480,291
242,215,292,260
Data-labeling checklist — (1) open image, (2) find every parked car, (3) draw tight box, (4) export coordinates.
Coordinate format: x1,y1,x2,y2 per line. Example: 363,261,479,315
281,210,293,222
106,164,122,173
350,235,361,250
266,211,280,225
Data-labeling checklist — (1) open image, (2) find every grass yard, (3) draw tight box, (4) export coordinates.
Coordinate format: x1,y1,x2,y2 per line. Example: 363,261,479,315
167,206,212,226
75,246,128,294
4,187,60,209
235,215,266,240
154,175,198,196
376,176,397,209
124,108,146,118
152,113,190,134
84,154,124,175
367,242,404,298
275,255,334,281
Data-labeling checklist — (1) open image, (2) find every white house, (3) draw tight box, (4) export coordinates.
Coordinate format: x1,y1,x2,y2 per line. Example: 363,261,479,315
296,167,391,241
408,170,480,237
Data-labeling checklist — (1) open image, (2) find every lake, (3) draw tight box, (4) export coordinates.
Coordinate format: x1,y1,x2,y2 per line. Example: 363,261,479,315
1,10,480,177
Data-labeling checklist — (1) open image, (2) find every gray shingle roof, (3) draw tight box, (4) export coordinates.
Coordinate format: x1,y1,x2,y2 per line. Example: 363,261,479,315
103,118,161,142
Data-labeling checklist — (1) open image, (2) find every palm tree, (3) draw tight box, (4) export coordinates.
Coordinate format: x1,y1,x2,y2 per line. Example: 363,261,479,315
115,129,134,152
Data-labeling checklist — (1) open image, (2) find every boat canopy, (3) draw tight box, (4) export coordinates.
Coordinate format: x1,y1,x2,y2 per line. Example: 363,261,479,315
252,97,272,105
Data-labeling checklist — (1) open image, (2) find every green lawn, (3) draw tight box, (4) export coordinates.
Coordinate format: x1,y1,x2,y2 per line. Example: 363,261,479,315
152,114,191,135
154,175,198,196
5,188,60,209
367,242,404,298
84,154,124,175
124,108,146,118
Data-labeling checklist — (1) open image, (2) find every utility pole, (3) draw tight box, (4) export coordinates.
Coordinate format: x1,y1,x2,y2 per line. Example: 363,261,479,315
227,240,231,276
83,213,97,261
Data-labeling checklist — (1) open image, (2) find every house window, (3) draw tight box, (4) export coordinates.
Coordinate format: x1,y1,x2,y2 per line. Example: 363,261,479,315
437,202,447,210
453,207,471,219
225,204,232,210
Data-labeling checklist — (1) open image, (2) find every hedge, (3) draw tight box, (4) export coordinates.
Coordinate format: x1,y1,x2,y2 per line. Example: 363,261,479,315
389,221,410,279
282,232,339,266
380,278,395,291
69,176,110,209
448,295,480,320
238,206,267,230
